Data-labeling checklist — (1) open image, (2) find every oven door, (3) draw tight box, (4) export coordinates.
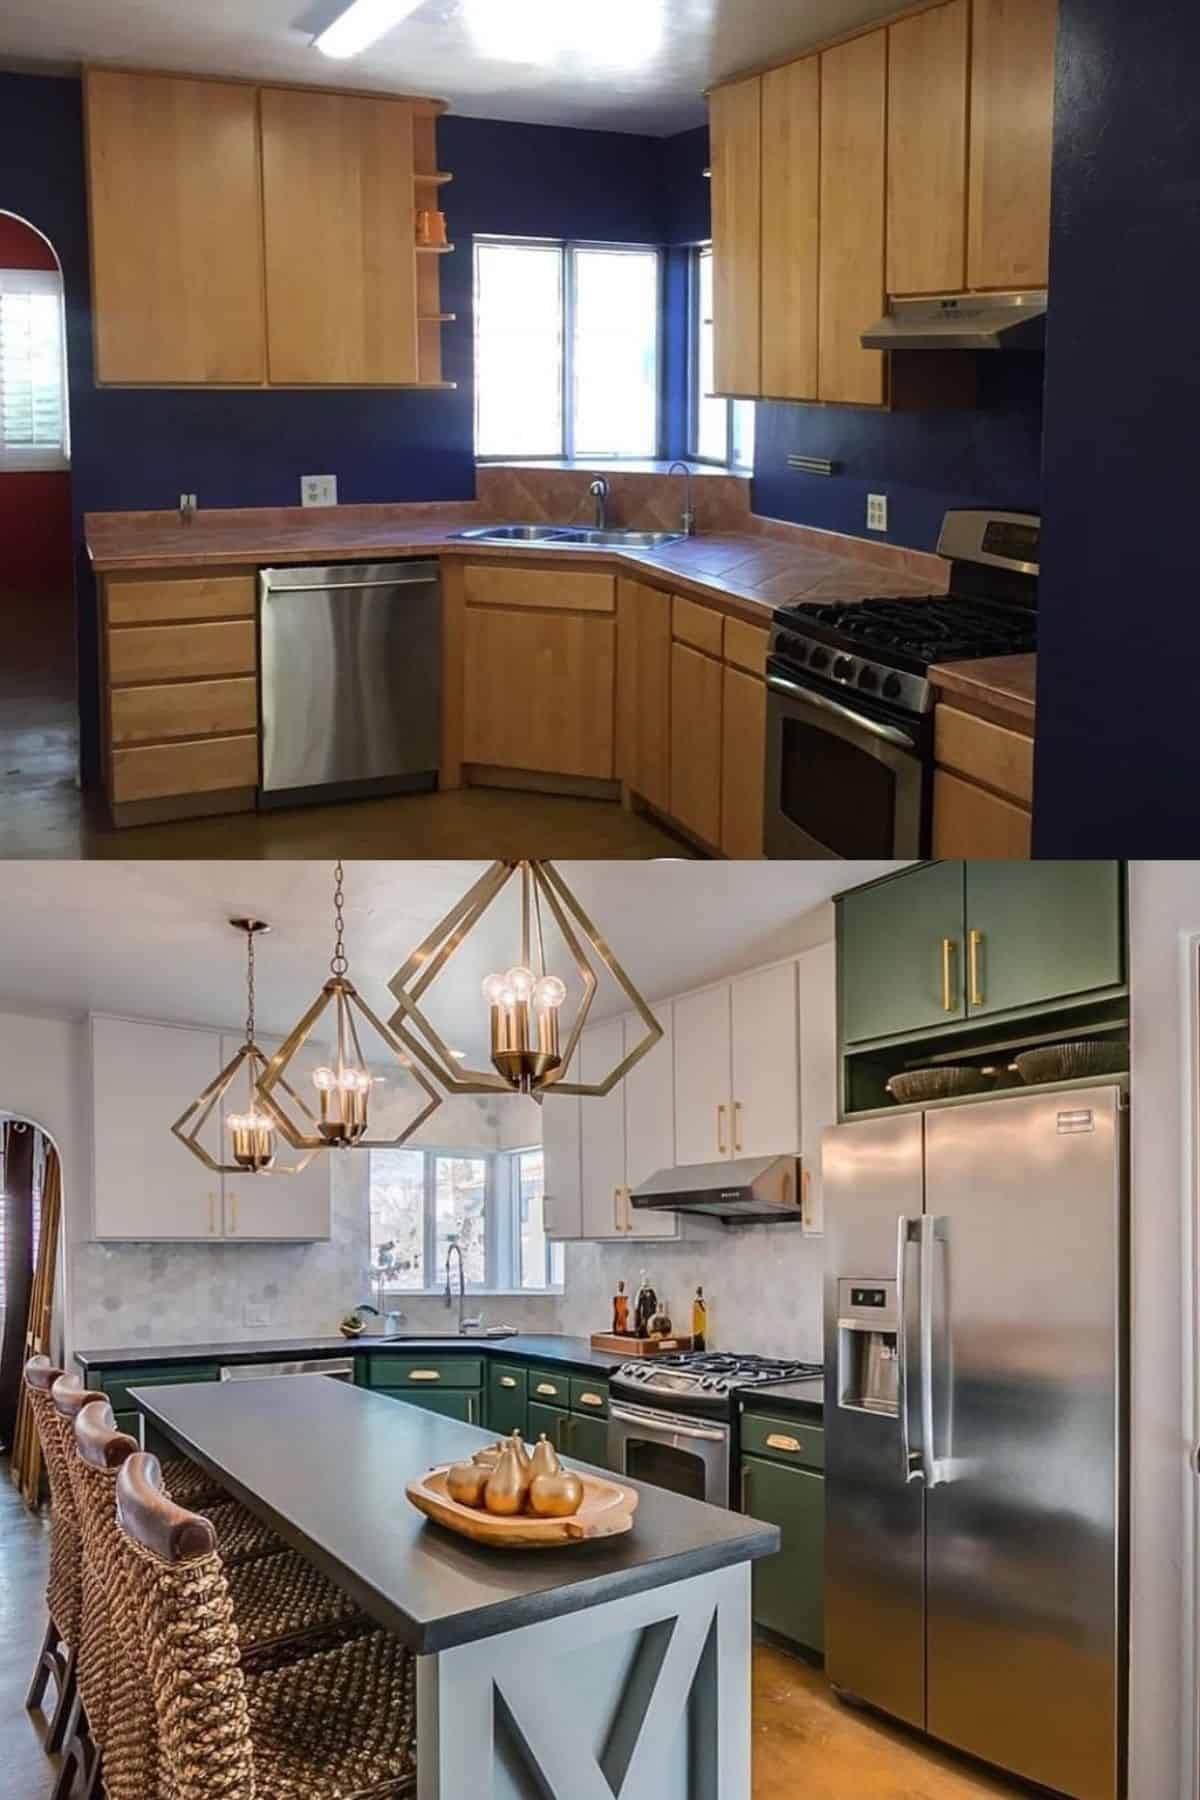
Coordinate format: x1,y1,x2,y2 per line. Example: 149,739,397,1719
764,670,928,859
608,1400,730,1505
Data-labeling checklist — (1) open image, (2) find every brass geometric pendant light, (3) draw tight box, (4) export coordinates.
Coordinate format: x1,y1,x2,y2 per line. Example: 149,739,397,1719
257,860,442,1151
387,859,663,1102
171,918,315,1176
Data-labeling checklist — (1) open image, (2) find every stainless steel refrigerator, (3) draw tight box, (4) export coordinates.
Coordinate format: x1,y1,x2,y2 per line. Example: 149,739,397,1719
822,1085,1126,1800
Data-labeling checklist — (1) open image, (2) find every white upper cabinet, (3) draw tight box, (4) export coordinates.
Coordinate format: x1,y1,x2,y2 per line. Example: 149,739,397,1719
219,1034,331,1242
731,963,800,1157
541,1085,583,1240
622,1009,679,1239
673,984,734,1165
579,1018,628,1239
797,940,838,1235
91,1015,223,1240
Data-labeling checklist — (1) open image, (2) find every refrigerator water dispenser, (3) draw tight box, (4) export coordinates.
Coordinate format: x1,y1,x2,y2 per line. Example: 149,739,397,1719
836,1278,899,1415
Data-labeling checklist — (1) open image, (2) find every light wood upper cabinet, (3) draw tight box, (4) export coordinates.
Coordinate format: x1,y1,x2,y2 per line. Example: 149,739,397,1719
616,579,672,813
261,87,418,386
968,0,1058,289
761,58,820,400
86,71,267,385
710,76,762,397
819,31,887,406
887,1,970,295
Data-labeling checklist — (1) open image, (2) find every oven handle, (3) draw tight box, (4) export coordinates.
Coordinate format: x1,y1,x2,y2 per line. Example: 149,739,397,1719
608,1404,727,1444
767,672,917,751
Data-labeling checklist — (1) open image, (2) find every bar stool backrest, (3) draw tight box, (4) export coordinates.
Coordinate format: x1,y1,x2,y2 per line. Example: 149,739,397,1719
70,1398,144,1791
22,1357,75,1641
115,1452,256,1800
51,1376,112,1736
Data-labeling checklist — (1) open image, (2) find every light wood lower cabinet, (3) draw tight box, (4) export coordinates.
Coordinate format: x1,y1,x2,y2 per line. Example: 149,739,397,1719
670,641,724,848
932,700,1034,858
463,607,616,779
615,579,672,813
720,666,767,859
933,770,1032,858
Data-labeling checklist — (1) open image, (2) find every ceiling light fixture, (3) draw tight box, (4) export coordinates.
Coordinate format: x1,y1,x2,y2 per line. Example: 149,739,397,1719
313,0,424,60
257,861,442,1150
172,919,314,1177
387,860,663,1101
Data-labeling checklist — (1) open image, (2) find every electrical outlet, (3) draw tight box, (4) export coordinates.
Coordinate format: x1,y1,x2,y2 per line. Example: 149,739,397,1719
178,492,197,514
301,474,338,508
866,493,889,533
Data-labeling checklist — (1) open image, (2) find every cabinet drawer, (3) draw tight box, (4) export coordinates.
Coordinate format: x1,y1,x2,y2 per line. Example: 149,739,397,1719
366,1356,483,1391
740,1411,824,1469
111,733,258,803
723,615,769,677
108,620,257,684
526,1367,569,1408
106,574,256,626
101,1363,219,1415
935,704,1033,806
387,1388,483,1424
672,594,724,658
111,677,258,746
463,563,615,614
569,1376,610,1417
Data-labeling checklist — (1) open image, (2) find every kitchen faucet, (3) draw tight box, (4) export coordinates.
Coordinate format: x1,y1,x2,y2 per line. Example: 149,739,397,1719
588,475,610,530
668,461,696,537
444,1241,482,1335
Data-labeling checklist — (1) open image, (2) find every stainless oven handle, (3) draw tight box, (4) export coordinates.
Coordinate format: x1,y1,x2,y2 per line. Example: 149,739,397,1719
767,673,916,750
608,1404,726,1443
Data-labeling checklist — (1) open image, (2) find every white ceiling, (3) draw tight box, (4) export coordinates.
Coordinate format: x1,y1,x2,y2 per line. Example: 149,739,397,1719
0,861,900,1061
1,0,897,134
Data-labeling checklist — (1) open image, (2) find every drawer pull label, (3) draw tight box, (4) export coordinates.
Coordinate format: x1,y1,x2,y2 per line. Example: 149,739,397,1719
408,1370,441,1382
766,1433,802,1454
535,1382,558,1396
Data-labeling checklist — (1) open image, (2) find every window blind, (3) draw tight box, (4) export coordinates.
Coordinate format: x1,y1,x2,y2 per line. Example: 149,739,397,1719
0,267,68,470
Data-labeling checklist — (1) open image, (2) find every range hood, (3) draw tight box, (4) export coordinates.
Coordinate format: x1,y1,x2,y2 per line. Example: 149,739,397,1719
630,1155,803,1225
861,291,1047,352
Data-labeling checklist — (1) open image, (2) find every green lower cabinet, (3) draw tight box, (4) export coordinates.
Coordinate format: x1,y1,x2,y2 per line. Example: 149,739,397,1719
390,1388,483,1425
527,1399,570,1452
741,1453,825,1655
564,1411,611,1470
487,1361,529,1436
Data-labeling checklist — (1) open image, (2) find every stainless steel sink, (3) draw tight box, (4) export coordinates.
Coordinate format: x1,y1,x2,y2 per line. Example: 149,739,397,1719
453,524,686,550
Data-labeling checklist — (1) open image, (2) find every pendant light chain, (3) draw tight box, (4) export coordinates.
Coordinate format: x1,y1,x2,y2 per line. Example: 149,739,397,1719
330,859,350,977
245,928,257,1045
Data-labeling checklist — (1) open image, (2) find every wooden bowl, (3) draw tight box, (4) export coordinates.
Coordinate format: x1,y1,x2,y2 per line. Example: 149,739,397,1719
406,1464,638,1548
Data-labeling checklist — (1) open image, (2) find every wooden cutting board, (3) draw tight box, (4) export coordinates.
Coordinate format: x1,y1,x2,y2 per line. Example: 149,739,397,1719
589,1332,694,1356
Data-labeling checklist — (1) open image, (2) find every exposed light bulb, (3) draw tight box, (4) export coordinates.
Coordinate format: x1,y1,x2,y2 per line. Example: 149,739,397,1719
226,1107,276,1173
481,973,510,1007
313,1066,337,1092
506,965,536,1003
532,975,567,1011
314,0,424,60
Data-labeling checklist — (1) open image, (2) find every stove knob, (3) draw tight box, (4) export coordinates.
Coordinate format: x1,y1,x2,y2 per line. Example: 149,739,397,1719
857,666,878,692
833,656,855,683
882,673,903,701
809,647,830,671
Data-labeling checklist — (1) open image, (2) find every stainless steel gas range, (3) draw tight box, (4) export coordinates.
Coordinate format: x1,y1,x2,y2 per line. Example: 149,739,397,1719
607,1352,823,1506
764,508,1039,859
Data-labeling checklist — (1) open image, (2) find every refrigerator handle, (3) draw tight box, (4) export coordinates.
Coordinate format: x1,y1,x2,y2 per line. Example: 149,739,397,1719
896,1214,925,1484
917,1215,938,1488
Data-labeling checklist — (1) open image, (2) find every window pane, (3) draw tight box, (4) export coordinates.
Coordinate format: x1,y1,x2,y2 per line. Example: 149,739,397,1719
369,1149,426,1290
475,242,563,458
517,1148,548,1290
573,247,659,458
434,1155,489,1287
732,400,756,472
694,249,728,463
0,271,66,459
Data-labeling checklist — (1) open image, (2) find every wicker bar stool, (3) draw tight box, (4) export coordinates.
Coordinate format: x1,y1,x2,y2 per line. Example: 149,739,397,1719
114,1451,418,1800
21,1357,76,1753
49,1376,116,1800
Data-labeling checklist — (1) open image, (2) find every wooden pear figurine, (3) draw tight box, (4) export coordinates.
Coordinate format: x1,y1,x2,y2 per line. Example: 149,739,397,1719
528,1469,585,1518
472,1442,503,1468
446,1461,490,1508
529,1433,560,1481
484,1443,530,1515
508,1430,532,1472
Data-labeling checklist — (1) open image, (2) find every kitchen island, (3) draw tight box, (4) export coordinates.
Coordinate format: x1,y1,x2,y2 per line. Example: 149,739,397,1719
133,1375,779,1800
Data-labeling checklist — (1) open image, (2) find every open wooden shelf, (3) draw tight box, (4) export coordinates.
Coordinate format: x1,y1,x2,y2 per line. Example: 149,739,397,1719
419,312,457,323
416,242,455,254
414,170,454,186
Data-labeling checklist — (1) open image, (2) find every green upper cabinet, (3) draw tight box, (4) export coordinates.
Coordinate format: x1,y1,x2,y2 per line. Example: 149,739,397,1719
963,862,1124,1019
840,861,966,1044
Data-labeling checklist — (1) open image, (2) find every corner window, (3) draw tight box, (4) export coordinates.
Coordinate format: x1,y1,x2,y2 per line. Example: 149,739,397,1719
475,237,661,461
369,1146,563,1294
690,246,755,472
0,267,69,471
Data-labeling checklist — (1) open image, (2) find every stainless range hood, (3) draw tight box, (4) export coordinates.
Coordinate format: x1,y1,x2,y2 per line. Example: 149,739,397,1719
630,1155,803,1225
861,291,1047,352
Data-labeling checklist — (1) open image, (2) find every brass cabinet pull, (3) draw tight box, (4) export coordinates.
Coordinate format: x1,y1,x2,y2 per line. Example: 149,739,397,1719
801,1168,812,1229
408,1370,441,1382
466,1393,478,1425
766,1432,802,1454
717,1103,728,1156
536,1382,558,1397
968,929,985,1006
579,1392,604,1408
733,1100,743,1154
941,937,957,1012
613,1187,622,1232
500,1376,517,1390
623,1187,633,1232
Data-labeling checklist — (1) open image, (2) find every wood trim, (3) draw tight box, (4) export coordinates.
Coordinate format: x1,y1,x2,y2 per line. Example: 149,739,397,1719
439,557,465,789
708,0,974,92
107,621,257,685
110,677,258,747
935,702,1034,805
723,616,769,678
84,63,447,111
109,786,257,829
463,564,616,615
111,734,259,805
672,594,724,658
105,573,256,626
465,767,620,802
932,767,1031,858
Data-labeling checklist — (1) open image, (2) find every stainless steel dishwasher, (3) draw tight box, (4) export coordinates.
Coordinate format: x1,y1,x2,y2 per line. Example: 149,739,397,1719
259,560,441,806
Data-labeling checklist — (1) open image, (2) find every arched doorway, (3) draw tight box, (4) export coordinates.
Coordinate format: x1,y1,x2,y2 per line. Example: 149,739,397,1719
0,211,77,808
0,1114,64,1504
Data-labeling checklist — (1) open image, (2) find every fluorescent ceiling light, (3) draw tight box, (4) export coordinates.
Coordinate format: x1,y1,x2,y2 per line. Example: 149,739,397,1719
464,0,665,70
314,0,423,60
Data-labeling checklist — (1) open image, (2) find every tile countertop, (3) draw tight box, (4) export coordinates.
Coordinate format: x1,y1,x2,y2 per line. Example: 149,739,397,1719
928,653,1037,728
84,501,945,630
74,1333,629,1378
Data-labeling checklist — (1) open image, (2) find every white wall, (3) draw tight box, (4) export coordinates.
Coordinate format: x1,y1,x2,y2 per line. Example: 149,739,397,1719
1127,863,1199,1800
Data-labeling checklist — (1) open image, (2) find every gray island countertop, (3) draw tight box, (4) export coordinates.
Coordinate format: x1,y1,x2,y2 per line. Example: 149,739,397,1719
132,1376,779,1654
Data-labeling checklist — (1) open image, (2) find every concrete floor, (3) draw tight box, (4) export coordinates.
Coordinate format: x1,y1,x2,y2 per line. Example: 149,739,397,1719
1,1462,1024,1800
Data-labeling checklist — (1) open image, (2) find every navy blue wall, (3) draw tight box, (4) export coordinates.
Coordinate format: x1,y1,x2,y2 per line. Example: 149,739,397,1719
1034,0,1200,853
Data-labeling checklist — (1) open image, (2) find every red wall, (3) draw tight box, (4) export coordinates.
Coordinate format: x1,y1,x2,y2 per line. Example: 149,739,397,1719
0,211,73,595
